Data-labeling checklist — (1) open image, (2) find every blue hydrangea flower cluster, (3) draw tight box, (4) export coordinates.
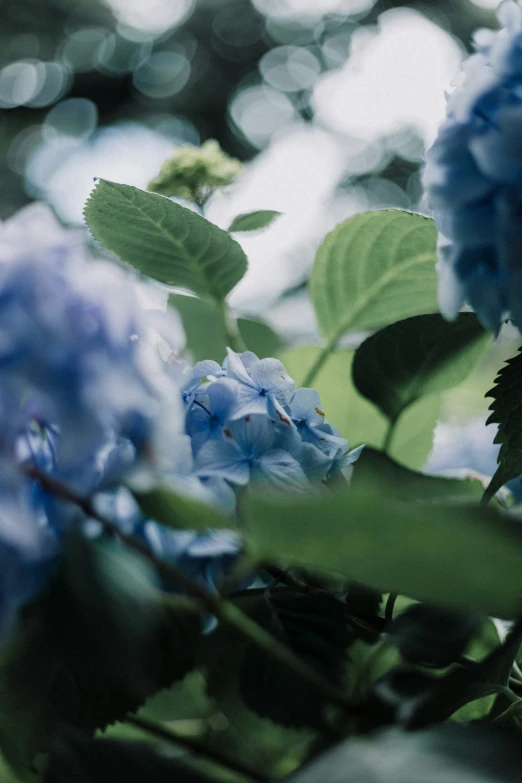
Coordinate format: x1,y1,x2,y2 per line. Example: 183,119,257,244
423,1,522,333
0,204,361,646
183,348,363,493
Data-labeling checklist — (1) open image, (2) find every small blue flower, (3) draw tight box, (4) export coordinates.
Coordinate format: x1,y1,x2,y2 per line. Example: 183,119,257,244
423,1,522,333
195,414,309,492
224,349,295,423
289,388,348,454
180,360,223,409
186,380,237,454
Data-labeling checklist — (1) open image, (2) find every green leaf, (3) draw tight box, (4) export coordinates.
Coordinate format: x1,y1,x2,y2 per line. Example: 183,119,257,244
55,536,201,733
278,347,440,470
44,734,221,783
244,479,522,618
0,536,201,768
170,294,282,363
228,210,281,233
84,180,247,300
352,314,490,424
484,346,522,502
393,625,522,730
134,485,233,532
351,448,484,504
238,589,356,729
237,318,282,358
309,210,438,342
288,724,522,783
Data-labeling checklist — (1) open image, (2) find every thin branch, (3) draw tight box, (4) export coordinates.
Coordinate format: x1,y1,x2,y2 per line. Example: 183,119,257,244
126,714,266,781
24,465,358,718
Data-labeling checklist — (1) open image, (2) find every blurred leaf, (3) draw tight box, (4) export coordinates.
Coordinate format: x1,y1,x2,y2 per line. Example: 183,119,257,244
351,448,484,504
484,346,522,502
244,479,522,618
238,589,355,729
237,318,282,358
84,180,247,300
134,485,232,532
138,670,210,723
287,724,522,783
390,604,481,668
170,295,227,363
0,536,201,768
309,210,438,341
388,625,522,730
147,140,243,203
55,536,201,733
352,314,490,424
43,734,220,783
170,294,281,363
202,607,312,778
279,347,439,470
228,211,281,233
451,619,501,722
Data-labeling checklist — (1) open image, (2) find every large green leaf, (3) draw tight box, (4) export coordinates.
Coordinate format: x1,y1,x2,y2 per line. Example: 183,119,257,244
279,347,439,470
84,180,247,300
310,210,438,342
244,477,522,618
351,448,484,504
170,294,282,363
352,314,491,425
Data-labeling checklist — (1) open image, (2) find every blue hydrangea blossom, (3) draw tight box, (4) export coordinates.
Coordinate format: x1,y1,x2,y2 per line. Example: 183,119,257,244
423,1,522,333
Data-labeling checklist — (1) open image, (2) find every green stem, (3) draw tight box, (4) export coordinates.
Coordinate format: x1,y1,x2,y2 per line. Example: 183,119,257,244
25,465,357,720
383,418,398,454
301,335,338,388
126,714,265,781
218,298,246,353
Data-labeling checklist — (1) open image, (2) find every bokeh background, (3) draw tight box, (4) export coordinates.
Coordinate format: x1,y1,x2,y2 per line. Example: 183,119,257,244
0,0,517,485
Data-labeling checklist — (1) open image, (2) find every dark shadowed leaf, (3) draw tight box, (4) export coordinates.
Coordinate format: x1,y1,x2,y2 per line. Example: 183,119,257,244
84,180,247,299
484,346,522,502
238,589,356,729
352,313,490,424
390,604,481,668
44,734,220,783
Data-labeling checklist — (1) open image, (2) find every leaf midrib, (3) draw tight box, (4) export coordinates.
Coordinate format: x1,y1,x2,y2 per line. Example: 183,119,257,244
329,251,436,344
100,181,221,300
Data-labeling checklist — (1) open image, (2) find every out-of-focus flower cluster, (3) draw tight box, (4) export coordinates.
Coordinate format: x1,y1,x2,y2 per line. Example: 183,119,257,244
0,203,361,646
423,1,522,334
147,140,243,203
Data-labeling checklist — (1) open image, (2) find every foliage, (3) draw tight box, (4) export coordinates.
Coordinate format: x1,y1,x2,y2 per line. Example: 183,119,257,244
8,42,522,778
